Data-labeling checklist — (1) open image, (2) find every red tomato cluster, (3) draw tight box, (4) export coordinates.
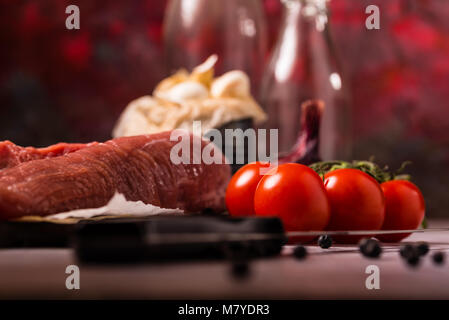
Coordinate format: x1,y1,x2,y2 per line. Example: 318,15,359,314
225,162,425,243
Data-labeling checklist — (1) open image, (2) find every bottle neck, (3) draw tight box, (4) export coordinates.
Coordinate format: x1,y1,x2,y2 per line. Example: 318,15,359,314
282,0,329,32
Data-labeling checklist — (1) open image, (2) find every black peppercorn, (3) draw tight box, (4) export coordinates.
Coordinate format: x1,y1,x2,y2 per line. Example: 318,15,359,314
231,261,250,279
399,244,417,259
399,243,421,267
317,235,333,249
416,242,429,256
359,238,382,258
407,255,420,267
293,245,308,259
432,251,445,265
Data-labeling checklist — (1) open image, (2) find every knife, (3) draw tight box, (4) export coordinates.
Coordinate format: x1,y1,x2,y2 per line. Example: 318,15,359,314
73,216,448,263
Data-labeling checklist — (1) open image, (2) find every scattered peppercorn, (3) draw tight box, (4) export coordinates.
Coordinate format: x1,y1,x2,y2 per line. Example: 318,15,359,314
416,242,429,256
293,245,308,259
317,235,333,249
432,251,445,265
359,238,382,258
399,243,422,267
399,244,417,259
407,255,420,267
231,261,250,279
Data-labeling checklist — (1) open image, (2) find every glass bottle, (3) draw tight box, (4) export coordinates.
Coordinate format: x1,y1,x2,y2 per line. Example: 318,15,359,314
163,0,268,95
260,0,351,160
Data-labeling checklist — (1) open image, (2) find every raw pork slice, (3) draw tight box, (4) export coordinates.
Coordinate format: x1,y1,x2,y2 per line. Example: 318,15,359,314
0,132,231,220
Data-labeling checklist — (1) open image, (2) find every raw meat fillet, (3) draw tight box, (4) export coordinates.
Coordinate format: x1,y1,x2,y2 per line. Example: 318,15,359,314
0,141,96,170
0,132,231,220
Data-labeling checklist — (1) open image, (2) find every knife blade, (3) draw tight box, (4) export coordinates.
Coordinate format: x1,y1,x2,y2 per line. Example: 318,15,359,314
141,227,449,244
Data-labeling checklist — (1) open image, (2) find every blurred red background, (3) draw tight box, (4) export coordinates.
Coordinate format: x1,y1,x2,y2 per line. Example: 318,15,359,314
0,0,448,216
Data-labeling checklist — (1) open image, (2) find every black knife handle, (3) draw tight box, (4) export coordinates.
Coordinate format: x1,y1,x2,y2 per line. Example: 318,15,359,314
73,216,286,263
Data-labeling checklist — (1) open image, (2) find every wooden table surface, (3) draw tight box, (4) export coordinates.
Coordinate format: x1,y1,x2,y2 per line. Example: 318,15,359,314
1,220,449,299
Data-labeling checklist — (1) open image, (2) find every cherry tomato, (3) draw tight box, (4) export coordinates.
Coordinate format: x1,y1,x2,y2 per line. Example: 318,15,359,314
226,162,273,216
324,168,385,243
377,180,425,243
254,163,330,233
